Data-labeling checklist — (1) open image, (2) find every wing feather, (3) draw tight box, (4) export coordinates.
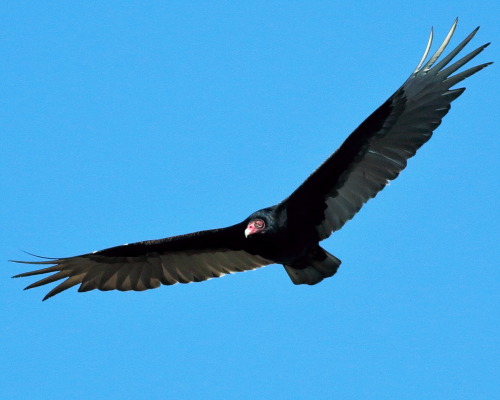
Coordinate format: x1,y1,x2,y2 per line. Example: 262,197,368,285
283,20,491,240
420,19,457,72
12,224,273,300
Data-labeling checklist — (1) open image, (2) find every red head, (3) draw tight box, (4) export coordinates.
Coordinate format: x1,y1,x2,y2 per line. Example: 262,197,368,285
244,219,266,238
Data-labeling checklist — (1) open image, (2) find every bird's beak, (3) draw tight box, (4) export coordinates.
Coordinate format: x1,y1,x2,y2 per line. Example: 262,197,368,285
244,223,258,238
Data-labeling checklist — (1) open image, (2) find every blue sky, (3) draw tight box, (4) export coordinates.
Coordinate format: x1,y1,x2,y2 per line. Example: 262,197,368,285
1,2,498,399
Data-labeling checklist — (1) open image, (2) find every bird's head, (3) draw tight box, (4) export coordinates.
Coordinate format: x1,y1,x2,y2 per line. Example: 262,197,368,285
244,207,280,239
244,218,266,238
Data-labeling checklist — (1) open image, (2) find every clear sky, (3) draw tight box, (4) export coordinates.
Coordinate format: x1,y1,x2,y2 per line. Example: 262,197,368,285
1,2,498,399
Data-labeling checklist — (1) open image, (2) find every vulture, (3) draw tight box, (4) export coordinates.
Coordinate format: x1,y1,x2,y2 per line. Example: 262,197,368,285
12,20,491,300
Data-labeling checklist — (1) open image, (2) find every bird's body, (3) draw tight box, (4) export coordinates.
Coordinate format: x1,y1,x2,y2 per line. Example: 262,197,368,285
13,20,492,300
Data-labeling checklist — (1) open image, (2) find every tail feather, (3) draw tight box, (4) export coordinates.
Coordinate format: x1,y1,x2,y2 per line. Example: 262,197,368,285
284,249,341,285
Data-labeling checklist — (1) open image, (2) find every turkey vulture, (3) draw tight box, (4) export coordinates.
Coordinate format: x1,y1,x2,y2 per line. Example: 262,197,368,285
12,20,491,300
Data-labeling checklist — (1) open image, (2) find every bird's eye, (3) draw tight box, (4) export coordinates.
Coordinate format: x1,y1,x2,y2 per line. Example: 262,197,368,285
254,219,265,229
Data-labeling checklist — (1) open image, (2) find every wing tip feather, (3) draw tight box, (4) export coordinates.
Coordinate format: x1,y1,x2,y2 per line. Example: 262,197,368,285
42,293,53,302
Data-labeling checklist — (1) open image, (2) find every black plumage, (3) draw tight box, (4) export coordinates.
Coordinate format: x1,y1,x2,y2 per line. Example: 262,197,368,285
12,20,492,300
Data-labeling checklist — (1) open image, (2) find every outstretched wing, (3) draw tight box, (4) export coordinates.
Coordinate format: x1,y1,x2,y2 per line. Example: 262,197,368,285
283,19,491,240
12,224,273,300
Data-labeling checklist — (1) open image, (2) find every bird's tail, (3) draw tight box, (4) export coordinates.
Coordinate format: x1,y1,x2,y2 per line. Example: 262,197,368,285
283,248,341,285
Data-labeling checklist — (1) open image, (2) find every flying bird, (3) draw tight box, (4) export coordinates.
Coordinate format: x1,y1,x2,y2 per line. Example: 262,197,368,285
12,20,492,300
